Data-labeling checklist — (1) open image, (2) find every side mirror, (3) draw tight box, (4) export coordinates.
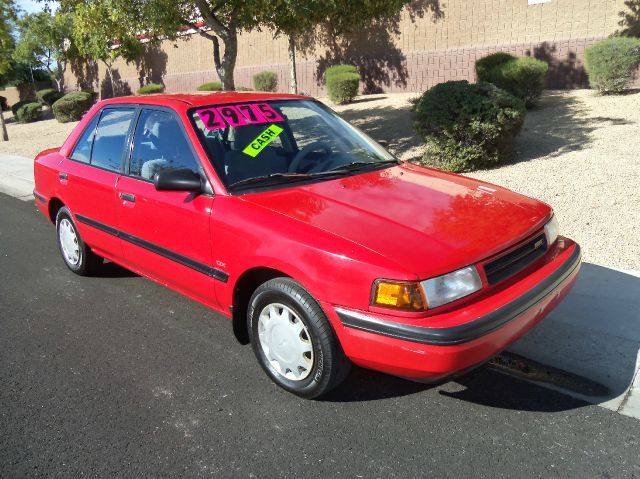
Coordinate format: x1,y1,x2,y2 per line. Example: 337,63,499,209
154,168,202,192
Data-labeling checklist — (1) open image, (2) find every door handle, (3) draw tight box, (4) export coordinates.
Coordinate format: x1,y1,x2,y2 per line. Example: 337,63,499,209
58,172,68,180
119,192,136,202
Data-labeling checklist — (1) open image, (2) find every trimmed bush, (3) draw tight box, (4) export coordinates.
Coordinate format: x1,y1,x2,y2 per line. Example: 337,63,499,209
476,54,548,107
585,36,640,93
412,80,526,172
326,72,360,104
252,71,278,92
36,88,65,107
137,83,164,95
475,52,516,79
11,100,30,116
324,64,358,80
52,91,93,123
15,102,42,123
197,81,223,91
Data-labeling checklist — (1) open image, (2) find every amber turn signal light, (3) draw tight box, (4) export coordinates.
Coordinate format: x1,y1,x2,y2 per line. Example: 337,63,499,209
372,280,426,311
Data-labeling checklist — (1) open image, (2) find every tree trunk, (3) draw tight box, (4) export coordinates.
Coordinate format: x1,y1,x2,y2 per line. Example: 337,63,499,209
0,110,8,141
212,33,237,91
55,59,65,92
104,62,115,98
288,35,298,94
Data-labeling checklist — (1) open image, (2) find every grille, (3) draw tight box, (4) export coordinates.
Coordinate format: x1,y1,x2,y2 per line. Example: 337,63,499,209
484,233,547,285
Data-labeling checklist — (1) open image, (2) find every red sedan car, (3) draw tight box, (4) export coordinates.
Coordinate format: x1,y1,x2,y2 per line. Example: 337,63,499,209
33,92,581,398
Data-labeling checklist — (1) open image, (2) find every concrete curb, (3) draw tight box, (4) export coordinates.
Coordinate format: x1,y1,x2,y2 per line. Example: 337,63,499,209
1,153,638,419
0,154,35,201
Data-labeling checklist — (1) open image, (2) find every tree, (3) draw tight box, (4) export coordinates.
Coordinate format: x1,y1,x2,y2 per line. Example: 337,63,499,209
0,0,17,141
262,1,323,93
13,11,76,92
266,0,442,94
131,0,275,91
70,0,142,97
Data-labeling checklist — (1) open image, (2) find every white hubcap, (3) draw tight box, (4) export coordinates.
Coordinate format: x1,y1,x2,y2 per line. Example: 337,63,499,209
59,218,80,265
258,303,314,381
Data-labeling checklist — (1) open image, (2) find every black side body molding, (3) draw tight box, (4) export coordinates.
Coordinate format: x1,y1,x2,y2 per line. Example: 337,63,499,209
336,244,581,346
75,213,229,283
33,191,46,203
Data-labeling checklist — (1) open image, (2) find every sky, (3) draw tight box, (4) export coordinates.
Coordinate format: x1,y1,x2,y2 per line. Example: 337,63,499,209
17,0,58,14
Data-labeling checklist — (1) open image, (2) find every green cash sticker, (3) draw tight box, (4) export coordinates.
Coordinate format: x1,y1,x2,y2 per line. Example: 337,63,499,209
242,124,284,158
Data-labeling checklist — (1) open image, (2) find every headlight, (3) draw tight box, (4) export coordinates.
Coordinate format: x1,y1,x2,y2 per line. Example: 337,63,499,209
544,215,559,246
420,266,483,309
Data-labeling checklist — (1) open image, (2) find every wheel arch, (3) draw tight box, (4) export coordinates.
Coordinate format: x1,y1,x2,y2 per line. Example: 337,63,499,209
230,266,291,344
47,197,65,223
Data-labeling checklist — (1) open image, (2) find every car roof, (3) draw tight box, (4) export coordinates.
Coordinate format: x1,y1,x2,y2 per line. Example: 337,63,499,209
98,91,313,109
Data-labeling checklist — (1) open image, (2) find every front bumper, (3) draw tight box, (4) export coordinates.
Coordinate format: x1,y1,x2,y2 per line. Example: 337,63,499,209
324,238,581,380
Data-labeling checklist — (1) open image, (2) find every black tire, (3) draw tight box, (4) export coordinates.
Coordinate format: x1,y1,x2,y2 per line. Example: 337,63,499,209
248,278,351,399
55,207,102,276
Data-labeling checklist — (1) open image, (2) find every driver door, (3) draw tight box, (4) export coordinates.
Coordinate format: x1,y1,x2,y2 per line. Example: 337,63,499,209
115,107,219,307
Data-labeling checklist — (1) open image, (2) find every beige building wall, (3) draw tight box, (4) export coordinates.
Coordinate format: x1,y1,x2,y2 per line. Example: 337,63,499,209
64,0,629,96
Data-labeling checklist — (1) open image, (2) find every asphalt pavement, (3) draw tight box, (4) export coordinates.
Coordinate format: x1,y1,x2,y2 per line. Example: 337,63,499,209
1,193,639,478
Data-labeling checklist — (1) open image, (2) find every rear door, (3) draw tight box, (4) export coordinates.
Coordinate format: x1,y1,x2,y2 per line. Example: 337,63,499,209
59,106,136,260
115,107,219,307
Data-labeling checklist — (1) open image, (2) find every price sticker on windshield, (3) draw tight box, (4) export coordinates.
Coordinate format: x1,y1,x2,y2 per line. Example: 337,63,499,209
197,103,284,130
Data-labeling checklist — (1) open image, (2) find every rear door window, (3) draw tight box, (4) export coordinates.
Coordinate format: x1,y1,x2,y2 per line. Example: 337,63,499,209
129,109,200,181
91,108,135,172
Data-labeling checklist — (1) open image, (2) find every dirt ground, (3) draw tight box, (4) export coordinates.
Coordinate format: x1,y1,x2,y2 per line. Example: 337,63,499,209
1,90,638,270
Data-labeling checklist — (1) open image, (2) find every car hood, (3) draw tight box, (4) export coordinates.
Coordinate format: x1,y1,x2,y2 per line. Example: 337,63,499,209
241,163,551,278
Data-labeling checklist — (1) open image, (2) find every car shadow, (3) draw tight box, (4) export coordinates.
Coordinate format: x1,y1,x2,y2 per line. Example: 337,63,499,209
323,363,590,412
94,261,139,278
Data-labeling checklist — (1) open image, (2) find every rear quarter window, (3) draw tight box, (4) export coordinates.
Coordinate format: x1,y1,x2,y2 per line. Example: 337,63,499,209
90,109,135,172
69,114,100,164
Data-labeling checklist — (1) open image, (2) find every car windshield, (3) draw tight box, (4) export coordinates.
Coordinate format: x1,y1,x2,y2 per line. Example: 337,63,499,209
190,99,396,191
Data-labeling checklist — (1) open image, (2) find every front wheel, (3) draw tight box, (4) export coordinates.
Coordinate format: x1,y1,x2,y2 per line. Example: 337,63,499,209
248,278,350,399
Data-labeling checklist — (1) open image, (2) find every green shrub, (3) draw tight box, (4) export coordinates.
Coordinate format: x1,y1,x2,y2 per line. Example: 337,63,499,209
412,80,526,172
197,81,222,91
137,83,164,95
11,100,30,116
585,36,640,93
476,54,548,107
52,91,93,123
252,71,278,92
475,52,516,79
15,102,41,123
324,64,358,80
36,88,65,107
236,86,252,91
326,72,360,104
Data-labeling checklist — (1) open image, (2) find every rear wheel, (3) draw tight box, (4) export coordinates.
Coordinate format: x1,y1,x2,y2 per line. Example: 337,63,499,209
248,278,350,399
55,207,102,275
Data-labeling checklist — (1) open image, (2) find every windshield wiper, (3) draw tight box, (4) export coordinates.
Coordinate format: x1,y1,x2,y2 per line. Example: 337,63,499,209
227,171,346,189
328,159,399,172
